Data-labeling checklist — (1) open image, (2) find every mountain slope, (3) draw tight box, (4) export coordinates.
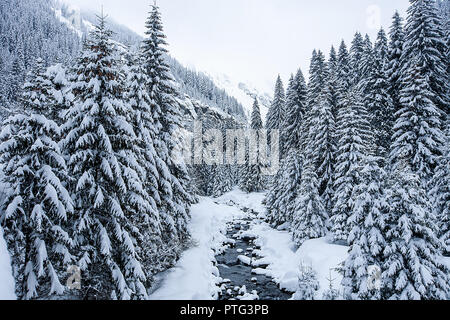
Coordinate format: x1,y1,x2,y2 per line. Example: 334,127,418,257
0,0,249,123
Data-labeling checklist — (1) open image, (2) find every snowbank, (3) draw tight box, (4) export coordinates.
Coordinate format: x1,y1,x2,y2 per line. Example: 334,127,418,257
216,188,266,215
0,227,16,300
296,237,349,298
247,221,348,299
149,197,244,300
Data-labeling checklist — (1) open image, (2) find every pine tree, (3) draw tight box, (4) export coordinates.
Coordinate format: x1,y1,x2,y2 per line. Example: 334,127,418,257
365,29,394,160
361,34,374,83
123,50,165,279
322,271,340,300
240,98,264,193
327,46,339,119
8,47,25,103
300,50,327,153
212,165,233,197
342,156,388,300
331,88,371,244
282,69,307,154
383,162,449,300
307,50,327,111
266,75,285,137
64,15,148,300
309,91,336,212
265,150,302,227
0,58,74,299
390,56,445,186
266,75,285,130
335,41,351,124
386,12,405,120
430,120,449,254
142,4,195,260
292,157,327,246
336,41,351,96
292,264,320,300
349,32,365,87
401,0,448,119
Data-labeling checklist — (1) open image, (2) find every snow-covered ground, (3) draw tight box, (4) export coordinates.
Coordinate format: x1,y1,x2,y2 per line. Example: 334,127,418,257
150,189,349,300
149,196,244,300
216,188,266,215
0,226,16,300
245,223,348,298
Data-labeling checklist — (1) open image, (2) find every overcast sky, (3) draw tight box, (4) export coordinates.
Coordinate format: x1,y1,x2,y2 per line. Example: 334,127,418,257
68,0,410,94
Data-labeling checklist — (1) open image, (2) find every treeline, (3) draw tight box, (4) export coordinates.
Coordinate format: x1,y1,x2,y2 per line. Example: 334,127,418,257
264,0,449,299
0,6,196,300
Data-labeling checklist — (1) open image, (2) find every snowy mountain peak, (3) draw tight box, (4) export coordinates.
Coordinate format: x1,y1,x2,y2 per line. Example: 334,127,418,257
205,72,272,122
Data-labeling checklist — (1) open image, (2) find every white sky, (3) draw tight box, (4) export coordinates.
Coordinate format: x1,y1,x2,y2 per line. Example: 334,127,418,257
67,0,410,94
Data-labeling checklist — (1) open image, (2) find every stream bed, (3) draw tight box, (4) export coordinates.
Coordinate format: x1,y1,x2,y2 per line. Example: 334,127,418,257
216,209,292,300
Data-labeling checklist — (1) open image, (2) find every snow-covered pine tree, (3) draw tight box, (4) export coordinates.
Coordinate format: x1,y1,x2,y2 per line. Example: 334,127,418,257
212,125,233,197
281,75,294,155
349,32,365,87
327,46,340,120
0,58,74,299
212,165,233,198
365,28,394,160
322,271,340,300
142,4,196,260
341,156,388,300
264,68,307,226
7,47,25,103
240,98,265,193
292,157,327,246
292,264,320,300
383,160,449,300
336,41,351,96
0,56,7,111
361,34,374,82
331,87,371,244
430,120,449,254
308,90,336,212
437,0,450,77
300,50,327,154
266,75,285,155
386,12,405,120
64,15,149,300
390,55,445,189
264,167,284,225
401,0,448,119
122,50,165,279
282,69,307,153
335,41,351,123
266,75,285,131
265,150,302,227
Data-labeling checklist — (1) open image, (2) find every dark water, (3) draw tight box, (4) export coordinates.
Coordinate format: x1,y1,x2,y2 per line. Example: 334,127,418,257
216,212,292,301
